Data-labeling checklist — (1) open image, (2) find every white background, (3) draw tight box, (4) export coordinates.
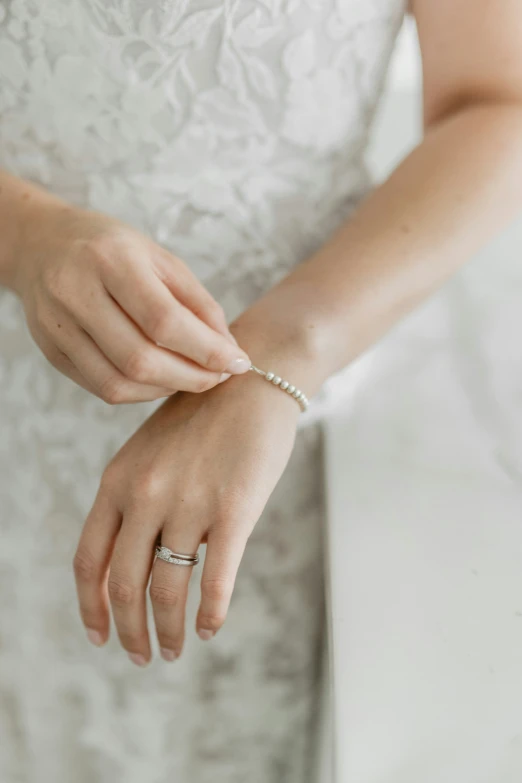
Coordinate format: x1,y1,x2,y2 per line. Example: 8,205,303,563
321,20,522,783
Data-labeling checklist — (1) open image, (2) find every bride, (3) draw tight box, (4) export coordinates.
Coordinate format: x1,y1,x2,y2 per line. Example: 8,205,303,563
1,0,521,780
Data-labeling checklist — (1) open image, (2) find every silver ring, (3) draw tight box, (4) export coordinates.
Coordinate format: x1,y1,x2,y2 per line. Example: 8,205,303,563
155,545,199,567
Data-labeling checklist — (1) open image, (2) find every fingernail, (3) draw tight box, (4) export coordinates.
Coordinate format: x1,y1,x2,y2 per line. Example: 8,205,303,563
86,628,104,647
160,647,178,662
219,372,232,383
198,629,214,641
225,357,251,375
128,652,148,667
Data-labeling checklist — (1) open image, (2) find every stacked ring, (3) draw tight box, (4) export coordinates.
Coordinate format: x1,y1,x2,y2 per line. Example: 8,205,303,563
155,545,199,567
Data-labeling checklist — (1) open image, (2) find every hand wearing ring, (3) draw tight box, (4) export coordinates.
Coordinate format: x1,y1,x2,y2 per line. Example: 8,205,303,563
73,337,307,665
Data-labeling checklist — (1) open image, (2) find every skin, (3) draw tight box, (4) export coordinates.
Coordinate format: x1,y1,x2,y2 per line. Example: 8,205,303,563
0,173,251,402
2,0,522,664
75,368,301,662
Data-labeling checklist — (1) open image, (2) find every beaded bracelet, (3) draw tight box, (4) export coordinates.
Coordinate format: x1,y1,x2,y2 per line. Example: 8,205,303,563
249,364,309,411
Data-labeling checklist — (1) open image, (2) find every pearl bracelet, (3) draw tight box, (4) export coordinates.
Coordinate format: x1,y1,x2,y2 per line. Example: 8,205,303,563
249,364,309,411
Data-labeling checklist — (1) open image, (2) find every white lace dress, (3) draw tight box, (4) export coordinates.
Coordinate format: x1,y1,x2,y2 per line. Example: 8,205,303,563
0,2,405,781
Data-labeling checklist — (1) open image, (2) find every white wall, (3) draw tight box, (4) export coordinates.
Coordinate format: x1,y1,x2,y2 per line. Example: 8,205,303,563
322,20,522,783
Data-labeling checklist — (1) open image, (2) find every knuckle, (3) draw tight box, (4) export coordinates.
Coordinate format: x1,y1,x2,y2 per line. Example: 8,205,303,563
203,346,229,372
73,546,100,583
108,577,137,607
123,349,155,384
198,611,227,631
149,584,181,609
188,374,217,394
129,471,164,505
98,375,129,405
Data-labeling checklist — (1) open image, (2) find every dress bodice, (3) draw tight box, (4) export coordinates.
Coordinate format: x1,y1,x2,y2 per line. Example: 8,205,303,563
0,7,407,776
0,0,405,311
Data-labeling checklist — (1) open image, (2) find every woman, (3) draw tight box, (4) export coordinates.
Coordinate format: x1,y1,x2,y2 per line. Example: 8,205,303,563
1,0,522,780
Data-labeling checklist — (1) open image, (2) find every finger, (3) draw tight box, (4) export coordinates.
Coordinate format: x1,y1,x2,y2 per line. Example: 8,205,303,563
100,261,250,374
108,509,159,667
74,288,230,392
149,520,202,661
74,484,122,647
55,355,97,395
196,527,248,640
50,319,178,403
156,300,250,376
153,249,233,338
35,331,99,395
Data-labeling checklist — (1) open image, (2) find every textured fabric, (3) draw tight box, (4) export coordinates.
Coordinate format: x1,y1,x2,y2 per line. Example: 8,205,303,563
0,1,405,780
0,421,326,783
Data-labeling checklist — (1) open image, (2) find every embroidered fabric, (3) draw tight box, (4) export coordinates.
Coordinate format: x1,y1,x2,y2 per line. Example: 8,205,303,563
0,1,405,780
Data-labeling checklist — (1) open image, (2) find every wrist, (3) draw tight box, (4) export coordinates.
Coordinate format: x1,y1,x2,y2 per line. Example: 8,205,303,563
230,281,333,398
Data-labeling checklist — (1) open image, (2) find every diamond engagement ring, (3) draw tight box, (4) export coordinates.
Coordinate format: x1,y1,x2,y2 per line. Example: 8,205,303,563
155,546,200,566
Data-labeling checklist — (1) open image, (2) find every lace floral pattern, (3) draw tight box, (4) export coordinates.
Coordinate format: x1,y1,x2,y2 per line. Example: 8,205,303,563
0,1,405,780
0,0,405,292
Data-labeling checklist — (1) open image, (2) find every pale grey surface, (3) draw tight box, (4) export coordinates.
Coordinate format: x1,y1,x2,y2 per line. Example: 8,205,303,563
324,22,522,783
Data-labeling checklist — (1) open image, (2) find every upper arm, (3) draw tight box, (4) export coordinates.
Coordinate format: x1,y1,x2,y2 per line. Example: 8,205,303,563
412,0,522,127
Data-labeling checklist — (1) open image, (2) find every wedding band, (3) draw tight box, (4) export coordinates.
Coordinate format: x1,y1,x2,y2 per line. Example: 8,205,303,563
155,545,199,566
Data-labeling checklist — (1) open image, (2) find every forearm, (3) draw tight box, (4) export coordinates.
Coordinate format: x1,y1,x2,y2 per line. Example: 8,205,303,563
0,170,64,291
232,101,522,395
